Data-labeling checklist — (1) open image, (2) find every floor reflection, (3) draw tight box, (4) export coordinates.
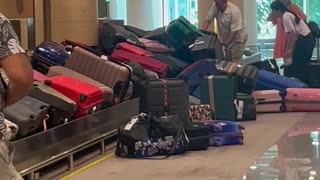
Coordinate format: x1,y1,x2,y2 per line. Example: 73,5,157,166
244,115,320,180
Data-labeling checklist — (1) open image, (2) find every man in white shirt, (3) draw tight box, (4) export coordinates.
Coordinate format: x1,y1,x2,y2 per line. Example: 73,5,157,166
202,0,247,63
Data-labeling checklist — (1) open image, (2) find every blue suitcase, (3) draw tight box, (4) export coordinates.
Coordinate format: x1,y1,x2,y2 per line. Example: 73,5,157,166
206,120,245,147
255,70,308,93
32,41,69,74
177,59,220,95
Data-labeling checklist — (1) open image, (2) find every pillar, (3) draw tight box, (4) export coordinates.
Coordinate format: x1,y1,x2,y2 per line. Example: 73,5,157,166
109,0,127,23
244,0,258,44
48,0,98,46
126,0,163,30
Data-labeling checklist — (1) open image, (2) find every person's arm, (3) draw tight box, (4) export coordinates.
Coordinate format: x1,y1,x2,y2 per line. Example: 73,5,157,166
201,3,216,30
0,16,33,108
224,7,243,47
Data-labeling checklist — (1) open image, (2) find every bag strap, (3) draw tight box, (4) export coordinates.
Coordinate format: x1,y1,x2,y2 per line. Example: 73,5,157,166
160,79,168,116
208,76,216,119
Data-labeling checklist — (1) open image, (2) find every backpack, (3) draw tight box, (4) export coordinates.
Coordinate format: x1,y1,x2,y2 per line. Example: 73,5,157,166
307,21,320,38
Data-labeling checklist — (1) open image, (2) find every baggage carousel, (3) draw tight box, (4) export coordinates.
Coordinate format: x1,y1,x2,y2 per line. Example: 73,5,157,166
13,98,139,180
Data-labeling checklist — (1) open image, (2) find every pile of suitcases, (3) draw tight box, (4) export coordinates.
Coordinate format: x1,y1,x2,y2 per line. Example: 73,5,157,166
3,15,319,153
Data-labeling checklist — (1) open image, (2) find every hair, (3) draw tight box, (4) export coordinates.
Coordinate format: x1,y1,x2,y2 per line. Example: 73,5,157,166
270,0,300,24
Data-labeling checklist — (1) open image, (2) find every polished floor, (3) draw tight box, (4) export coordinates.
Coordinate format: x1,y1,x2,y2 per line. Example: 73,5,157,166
53,112,318,180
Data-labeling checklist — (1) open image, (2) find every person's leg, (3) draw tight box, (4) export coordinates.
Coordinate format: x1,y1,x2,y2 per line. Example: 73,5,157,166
0,140,23,180
229,42,246,64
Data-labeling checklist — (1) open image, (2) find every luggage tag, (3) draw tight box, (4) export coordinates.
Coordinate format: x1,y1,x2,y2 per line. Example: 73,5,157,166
188,41,205,49
234,100,244,120
124,117,139,130
101,55,109,61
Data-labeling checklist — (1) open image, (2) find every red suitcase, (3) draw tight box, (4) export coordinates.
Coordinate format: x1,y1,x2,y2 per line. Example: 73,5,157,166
45,76,104,118
252,90,285,113
117,42,153,56
285,88,320,112
111,49,168,78
33,70,47,82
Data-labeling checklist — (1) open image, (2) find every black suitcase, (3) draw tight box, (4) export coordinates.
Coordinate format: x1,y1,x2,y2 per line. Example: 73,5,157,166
189,34,225,61
4,96,50,137
235,93,256,121
185,122,210,151
152,54,190,78
29,82,77,127
307,38,320,87
124,25,150,38
139,79,191,126
98,22,144,55
143,26,171,47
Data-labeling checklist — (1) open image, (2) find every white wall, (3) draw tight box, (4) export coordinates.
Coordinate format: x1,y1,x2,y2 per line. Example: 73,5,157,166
109,0,127,23
243,0,258,44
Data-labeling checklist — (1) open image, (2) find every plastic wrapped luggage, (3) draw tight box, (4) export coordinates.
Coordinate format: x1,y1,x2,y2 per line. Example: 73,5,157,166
200,75,237,121
189,34,225,61
98,22,144,55
177,59,220,95
142,26,170,46
284,88,320,112
45,76,104,118
206,120,245,147
47,66,113,104
111,50,168,78
32,41,69,74
139,79,191,126
185,122,210,151
252,90,285,113
4,119,19,141
3,96,50,137
256,70,309,92
117,42,152,56
29,82,77,127
251,59,280,74
152,54,189,78
33,70,47,82
65,47,131,101
235,93,256,121
139,38,175,54
166,16,204,48
124,25,150,38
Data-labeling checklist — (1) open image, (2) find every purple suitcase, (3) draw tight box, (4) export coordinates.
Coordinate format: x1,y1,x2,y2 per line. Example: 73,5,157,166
177,59,220,95
205,120,245,147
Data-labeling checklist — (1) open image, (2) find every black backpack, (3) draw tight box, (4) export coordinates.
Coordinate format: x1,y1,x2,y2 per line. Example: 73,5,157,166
308,21,320,38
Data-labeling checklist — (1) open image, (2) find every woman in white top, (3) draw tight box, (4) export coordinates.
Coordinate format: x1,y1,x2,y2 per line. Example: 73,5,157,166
270,0,315,83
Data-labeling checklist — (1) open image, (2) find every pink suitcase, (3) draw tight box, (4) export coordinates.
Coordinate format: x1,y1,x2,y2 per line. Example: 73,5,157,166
285,88,320,112
33,70,47,82
252,90,285,113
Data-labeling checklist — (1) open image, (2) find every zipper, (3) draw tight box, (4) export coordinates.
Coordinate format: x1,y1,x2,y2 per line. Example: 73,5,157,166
256,100,283,105
212,132,243,137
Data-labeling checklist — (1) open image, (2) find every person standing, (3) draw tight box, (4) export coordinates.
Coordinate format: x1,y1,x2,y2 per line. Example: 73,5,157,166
202,0,248,63
270,0,315,83
267,0,307,60
0,13,33,180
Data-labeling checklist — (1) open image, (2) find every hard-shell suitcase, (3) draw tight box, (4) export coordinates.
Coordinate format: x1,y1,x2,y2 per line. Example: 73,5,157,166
32,41,69,74
185,122,210,151
142,26,170,46
3,96,50,137
284,88,320,112
33,70,47,82
235,93,256,121
139,38,175,54
166,16,204,48
216,60,258,81
45,76,104,119
117,42,152,57
206,120,245,147
255,70,309,92
252,90,285,113
200,75,237,121
98,22,144,55
29,82,77,127
139,79,191,126
189,34,225,61
47,66,113,104
177,59,220,95
152,54,189,78
124,25,150,38
65,47,131,101
111,50,169,78
4,119,19,141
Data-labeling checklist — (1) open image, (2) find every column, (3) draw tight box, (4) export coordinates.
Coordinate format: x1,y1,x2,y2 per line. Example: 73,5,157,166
244,0,258,44
126,0,163,30
49,0,98,46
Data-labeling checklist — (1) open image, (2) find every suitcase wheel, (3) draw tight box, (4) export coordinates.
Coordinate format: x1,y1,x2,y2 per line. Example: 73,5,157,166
280,105,287,112
79,94,87,103
44,80,52,86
